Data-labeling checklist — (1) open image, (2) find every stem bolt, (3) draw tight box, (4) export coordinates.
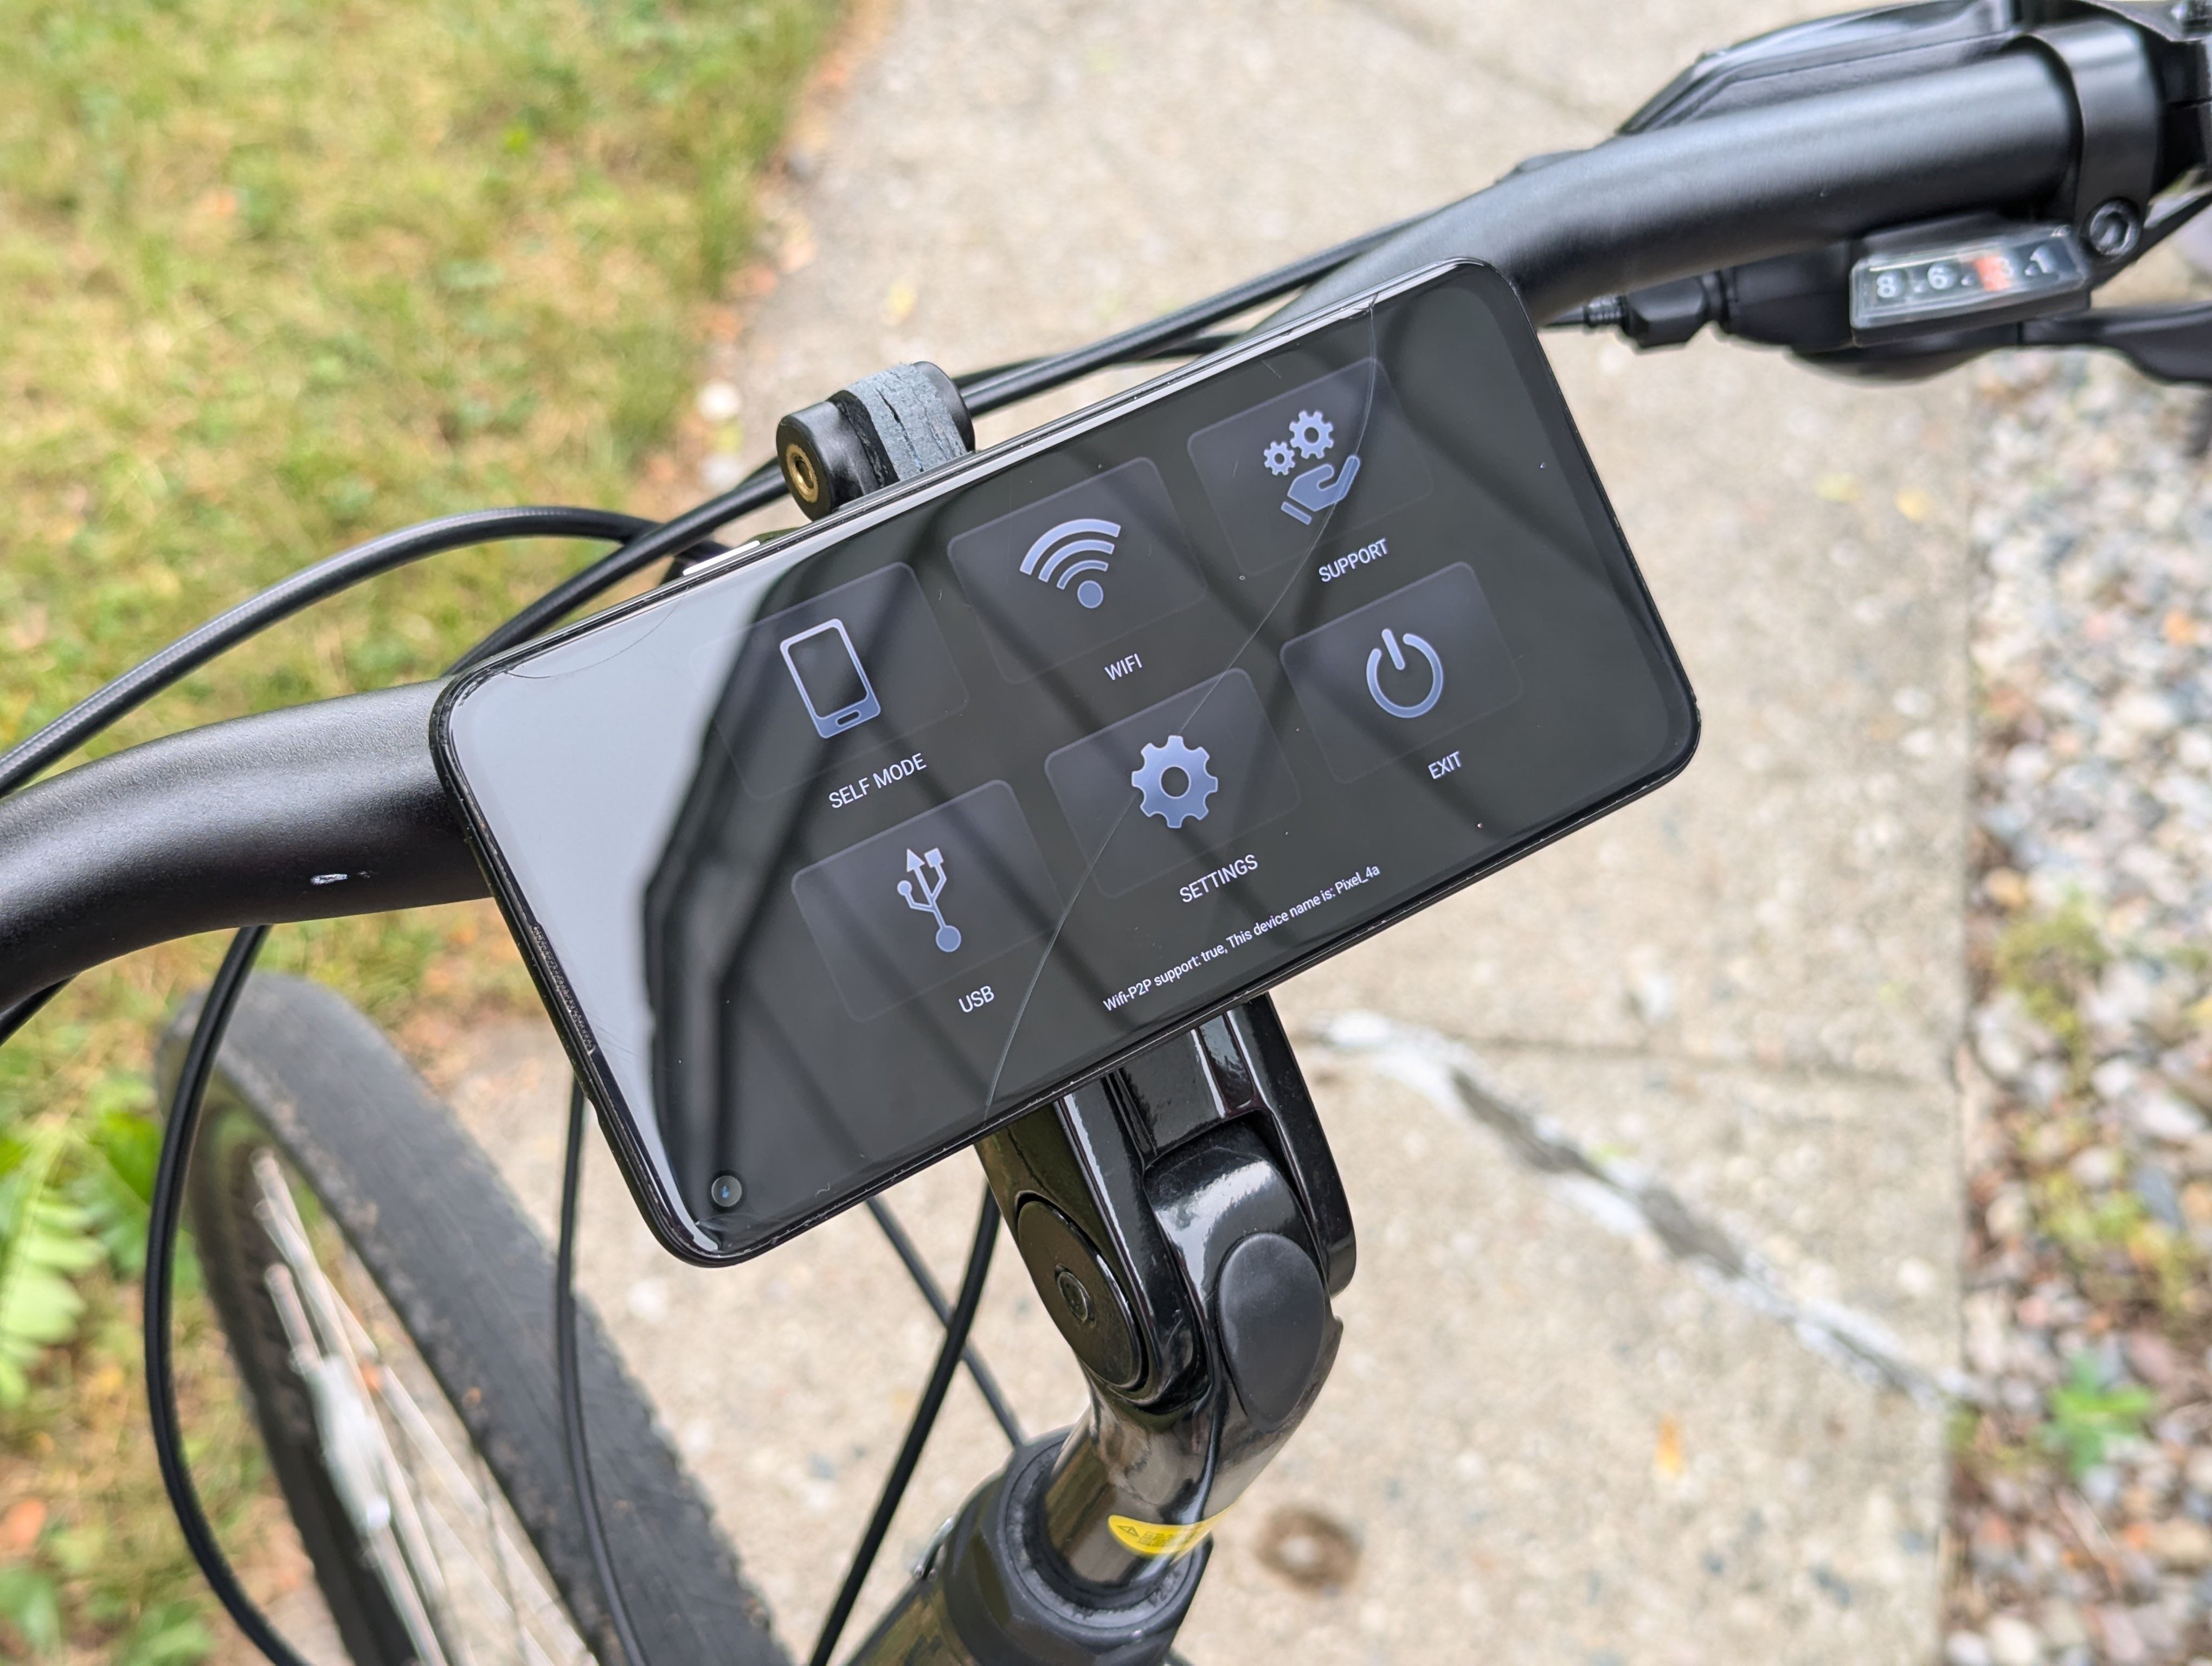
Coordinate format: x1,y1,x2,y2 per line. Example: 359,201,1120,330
1054,1266,1095,1326
709,1172,744,1210
2086,200,2143,260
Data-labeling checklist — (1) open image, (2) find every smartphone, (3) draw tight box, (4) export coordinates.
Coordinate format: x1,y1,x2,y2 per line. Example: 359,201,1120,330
433,260,1697,1264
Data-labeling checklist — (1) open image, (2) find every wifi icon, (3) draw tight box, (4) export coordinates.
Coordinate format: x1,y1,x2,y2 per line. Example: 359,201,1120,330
1020,517,1119,610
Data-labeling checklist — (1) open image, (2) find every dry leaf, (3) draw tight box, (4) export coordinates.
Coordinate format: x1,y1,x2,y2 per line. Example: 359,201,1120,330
0,1497,47,1555
1655,1414,1685,1479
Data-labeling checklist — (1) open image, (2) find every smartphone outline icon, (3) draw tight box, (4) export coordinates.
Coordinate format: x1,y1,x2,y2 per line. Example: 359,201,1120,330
779,617,882,738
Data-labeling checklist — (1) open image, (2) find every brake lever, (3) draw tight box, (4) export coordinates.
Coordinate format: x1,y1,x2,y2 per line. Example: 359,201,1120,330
1774,299,2212,386
2021,300,2212,382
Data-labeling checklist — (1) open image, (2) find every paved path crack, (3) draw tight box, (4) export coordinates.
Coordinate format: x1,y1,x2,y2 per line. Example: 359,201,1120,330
1304,1010,1973,1406
1444,1029,1938,1094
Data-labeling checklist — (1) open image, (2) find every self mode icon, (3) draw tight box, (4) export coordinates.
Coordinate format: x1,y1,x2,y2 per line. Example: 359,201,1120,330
779,617,881,738
948,459,1205,681
699,563,968,802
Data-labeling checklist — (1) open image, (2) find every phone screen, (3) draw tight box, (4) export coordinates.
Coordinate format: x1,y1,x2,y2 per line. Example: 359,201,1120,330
435,262,1697,1262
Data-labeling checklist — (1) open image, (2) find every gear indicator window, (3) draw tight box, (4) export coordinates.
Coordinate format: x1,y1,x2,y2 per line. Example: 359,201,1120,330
436,261,1696,1261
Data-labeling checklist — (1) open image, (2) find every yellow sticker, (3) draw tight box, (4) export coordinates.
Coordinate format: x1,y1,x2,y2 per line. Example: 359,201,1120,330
1107,1510,1227,1558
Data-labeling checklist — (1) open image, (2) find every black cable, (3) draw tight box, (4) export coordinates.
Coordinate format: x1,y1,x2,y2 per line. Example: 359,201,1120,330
809,1190,1000,1666
0,981,65,1049
11,216,1400,810
956,219,1412,415
142,926,308,1666
0,507,669,799
557,1077,652,1666
451,467,785,671
865,1196,1023,1446
950,330,1244,398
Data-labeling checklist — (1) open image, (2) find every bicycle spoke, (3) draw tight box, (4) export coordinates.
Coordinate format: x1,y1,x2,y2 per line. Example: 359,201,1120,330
253,1145,591,1666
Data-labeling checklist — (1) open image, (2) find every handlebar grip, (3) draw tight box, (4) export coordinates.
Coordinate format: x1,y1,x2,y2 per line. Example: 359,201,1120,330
1289,47,2081,324
0,681,486,1009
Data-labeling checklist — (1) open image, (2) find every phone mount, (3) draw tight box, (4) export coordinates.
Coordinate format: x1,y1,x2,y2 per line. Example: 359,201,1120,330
780,368,1355,1665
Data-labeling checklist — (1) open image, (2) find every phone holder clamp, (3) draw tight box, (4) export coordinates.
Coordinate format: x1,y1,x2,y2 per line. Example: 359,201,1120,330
775,362,975,520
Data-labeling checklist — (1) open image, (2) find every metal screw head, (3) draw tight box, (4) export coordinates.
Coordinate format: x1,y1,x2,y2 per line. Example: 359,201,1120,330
709,1172,744,1210
1053,1266,1095,1326
2087,200,2143,260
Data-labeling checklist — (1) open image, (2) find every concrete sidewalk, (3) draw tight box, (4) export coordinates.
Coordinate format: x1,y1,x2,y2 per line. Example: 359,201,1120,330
447,3,1972,1659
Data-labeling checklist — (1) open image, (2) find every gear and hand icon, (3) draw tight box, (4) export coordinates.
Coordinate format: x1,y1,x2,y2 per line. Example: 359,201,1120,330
1262,439,1297,477
1130,734,1218,829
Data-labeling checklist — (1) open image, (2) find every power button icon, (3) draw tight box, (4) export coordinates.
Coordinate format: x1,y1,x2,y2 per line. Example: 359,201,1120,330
1279,563,1523,783
1365,628,1444,720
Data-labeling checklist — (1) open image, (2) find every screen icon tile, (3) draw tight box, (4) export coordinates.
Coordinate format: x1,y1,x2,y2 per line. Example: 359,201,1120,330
1044,670,1301,899
1278,562,1522,781
947,459,1207,681
1186,357,1432,575
792,782,1062,1022
699,563,968,800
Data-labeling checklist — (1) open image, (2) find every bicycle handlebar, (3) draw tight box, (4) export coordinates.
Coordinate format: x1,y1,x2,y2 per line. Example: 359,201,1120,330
0,682,484,1008
1289,47,2078,324
0,39,2105,1009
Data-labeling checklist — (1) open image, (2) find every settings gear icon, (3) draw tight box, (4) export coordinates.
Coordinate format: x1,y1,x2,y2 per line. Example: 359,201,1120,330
1262,438,1297,477
1130,734,1218,829
1289,409,1334,459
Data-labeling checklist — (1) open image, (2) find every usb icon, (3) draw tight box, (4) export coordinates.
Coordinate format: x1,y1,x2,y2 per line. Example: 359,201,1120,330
898,847,962,953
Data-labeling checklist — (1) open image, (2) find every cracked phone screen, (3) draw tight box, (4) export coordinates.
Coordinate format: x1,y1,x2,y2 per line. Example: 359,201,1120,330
438,262,1697,1262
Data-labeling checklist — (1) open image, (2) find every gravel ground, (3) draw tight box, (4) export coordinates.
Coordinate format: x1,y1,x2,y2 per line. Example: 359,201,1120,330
1947,349,2212,1665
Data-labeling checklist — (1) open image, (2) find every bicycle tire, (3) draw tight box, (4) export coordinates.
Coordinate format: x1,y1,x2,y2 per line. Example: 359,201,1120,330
160,972,787,1666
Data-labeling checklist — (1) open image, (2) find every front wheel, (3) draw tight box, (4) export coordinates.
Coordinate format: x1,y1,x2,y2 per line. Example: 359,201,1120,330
164,973,786,1665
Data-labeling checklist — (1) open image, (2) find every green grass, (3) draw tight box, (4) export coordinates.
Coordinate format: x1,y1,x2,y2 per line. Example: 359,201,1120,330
0,0,836,1654
1991,901,2109,1074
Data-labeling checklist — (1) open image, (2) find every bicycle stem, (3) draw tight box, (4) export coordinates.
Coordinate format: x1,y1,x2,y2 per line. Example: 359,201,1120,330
792,364,1355,1666
853,1001,1351,1666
